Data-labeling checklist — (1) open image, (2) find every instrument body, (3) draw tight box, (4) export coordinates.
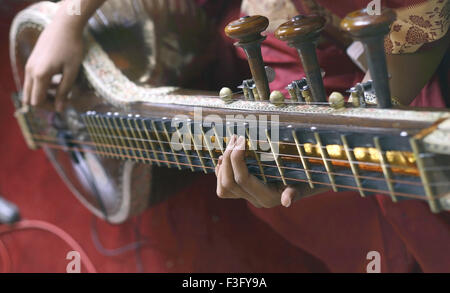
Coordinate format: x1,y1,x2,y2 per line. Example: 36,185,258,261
10,1,450,223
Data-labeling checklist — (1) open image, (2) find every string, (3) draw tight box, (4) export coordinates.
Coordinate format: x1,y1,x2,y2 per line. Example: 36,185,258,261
37,136,450,187
188,91,339,106
227,97,335,106
32,134,427,187
26,109,431,167
32,139,445,201
83,121,425,167
175,90,245,99
31,129,443,173
24,113,449,199
30,127,424,172
33,140,441,201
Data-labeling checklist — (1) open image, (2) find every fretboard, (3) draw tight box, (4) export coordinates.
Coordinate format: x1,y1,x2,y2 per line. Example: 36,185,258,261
54,111,448,213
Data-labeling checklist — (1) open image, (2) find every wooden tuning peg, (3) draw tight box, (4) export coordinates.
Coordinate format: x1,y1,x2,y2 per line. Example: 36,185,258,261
341,9,396,108
275,15,327,103
225,16,271,101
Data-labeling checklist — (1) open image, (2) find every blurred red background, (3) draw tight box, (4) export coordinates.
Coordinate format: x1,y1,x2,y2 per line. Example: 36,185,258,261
0,0,329,273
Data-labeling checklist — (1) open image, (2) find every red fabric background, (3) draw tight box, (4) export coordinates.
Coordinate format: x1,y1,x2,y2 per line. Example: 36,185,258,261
1,1,449,273
0,2,328,273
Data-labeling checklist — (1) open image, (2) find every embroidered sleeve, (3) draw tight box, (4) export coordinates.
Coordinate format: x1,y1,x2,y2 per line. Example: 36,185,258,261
385,0,450,54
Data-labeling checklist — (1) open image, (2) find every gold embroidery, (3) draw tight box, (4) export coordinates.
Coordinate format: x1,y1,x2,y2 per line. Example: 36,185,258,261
386,0,449,54
301,0,449,54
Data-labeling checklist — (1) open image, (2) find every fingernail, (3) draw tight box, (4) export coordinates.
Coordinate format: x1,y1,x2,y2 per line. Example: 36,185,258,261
283,197,292,208
227,135,236,150
236,136,246,150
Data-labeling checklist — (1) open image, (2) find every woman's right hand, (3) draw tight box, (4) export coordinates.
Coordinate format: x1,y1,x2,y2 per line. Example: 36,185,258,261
22,10,85,112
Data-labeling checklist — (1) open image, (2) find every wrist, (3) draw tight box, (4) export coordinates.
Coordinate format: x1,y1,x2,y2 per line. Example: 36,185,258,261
54,0,106,34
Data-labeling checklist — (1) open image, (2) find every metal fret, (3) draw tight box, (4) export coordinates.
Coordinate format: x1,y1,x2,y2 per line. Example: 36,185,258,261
213,125,225,155
410,138,439,213
112,116,137,163
119,118,143,163
201,127,217,168
125,118,146,164
292,131,314,189
83,115,106,157
341,135,366,197
141,120,161,167
161,122,182,170
374,137,397,203
246,129,267,184
151,121,171,168
104,115,125,159
142,121,161,167
99,116,120,159
130,119,153,164
94,115,114,158
176,126,195,172
314,133,338,192
226,126,234,148
266,130,287,185
188,124,208,174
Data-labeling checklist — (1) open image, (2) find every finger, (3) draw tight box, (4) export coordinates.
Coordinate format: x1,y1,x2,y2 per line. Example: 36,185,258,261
31,71,52,107
219,136,254,198
215,137,262,207
215,155,223,176
216,163,237,199
216,167,262,208
55,64,79,112
215,157,222,177
230,136,281,208
220,136,263,208
219,135,241,198
281,187,300,208
23,71,33,106
215,165,220,177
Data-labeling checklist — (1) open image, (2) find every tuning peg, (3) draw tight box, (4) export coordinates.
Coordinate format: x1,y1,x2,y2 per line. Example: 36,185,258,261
348,83,367,108
225,16,271,101
270,91,286,107
341,9,396,108
275,15,327,103
329,92,345,110
220,87,234,104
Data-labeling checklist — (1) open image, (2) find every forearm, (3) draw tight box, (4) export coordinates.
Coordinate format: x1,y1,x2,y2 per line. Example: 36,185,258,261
54,0,107,34
363,35,449,105
387,35,449,105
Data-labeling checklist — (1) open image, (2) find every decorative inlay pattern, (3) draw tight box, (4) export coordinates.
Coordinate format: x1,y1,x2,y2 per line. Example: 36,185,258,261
10,2,450,124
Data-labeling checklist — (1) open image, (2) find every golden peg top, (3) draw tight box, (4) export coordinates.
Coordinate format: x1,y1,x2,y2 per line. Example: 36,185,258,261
225,15,269,43
275,15,326,44
341,8,396,38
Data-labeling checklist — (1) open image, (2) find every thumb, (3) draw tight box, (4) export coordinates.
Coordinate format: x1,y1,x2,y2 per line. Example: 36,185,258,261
281,186,300,208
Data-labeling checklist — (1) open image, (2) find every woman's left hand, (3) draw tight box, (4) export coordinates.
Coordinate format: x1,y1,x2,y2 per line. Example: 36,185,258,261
215,135,328,208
